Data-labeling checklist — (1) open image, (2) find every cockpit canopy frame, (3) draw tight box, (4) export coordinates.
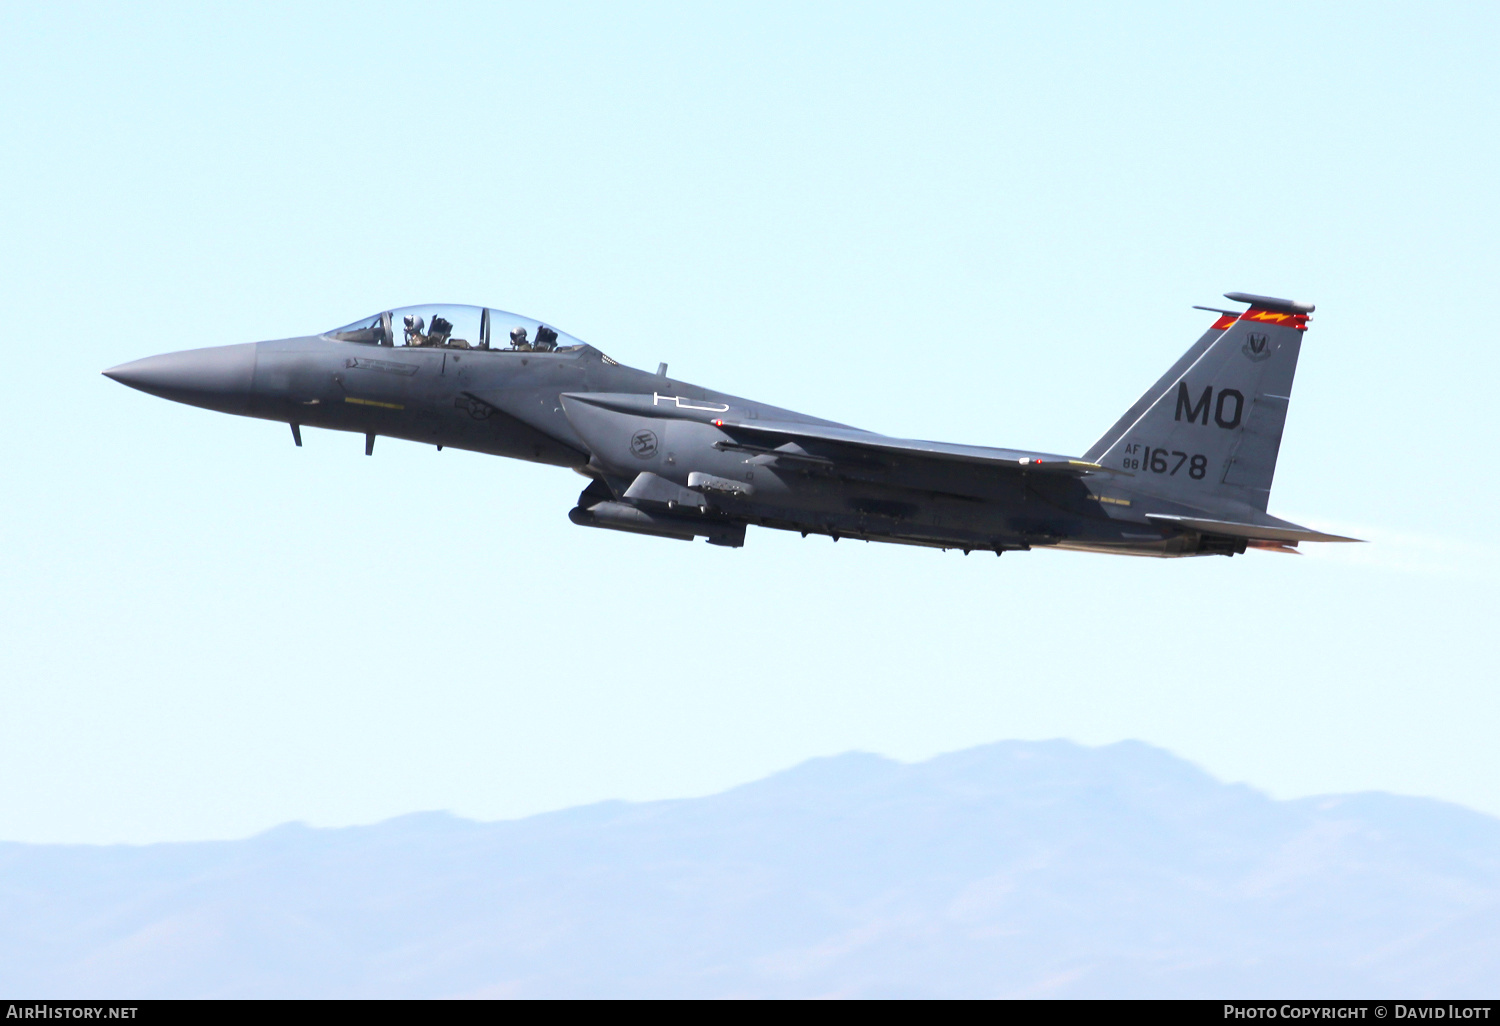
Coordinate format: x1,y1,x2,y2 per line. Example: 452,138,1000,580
326,304,586,353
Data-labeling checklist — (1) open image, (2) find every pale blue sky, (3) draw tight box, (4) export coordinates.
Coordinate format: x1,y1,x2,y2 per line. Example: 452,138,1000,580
2,2,1496,843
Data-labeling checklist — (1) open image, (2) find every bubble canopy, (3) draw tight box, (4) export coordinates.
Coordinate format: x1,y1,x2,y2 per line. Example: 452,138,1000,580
325,304,587,352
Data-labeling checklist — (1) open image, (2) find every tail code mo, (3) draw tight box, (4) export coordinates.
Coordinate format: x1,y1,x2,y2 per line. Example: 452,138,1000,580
1175,383,1243,430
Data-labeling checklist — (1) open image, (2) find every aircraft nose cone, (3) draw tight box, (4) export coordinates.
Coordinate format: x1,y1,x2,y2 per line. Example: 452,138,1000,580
103,342,258,414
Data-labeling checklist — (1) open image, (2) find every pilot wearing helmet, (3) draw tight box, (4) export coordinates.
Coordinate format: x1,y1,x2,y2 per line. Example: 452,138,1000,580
510,326,531,351
403,314,427,347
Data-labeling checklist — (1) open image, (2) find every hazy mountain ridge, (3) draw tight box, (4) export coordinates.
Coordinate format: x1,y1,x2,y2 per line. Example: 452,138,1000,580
2,740,1497,998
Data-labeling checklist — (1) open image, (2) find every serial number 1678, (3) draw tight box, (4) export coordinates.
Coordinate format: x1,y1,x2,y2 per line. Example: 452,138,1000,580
1120,444,1207,479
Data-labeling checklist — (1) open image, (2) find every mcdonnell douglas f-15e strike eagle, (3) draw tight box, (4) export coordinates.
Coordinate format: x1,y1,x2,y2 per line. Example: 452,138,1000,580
103,293,1357,557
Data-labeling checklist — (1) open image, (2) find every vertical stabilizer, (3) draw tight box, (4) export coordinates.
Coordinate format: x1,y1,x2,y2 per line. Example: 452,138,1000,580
1084,293,1312,513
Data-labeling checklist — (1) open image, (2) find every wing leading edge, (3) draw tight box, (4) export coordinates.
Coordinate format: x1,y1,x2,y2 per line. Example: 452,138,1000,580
709,417,1109,475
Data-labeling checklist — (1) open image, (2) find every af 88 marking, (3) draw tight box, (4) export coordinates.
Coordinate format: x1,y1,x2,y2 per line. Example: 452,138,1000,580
1119,443,1207,479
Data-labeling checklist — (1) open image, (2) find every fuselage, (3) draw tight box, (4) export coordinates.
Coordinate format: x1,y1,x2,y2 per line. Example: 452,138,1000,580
103,311,1265,557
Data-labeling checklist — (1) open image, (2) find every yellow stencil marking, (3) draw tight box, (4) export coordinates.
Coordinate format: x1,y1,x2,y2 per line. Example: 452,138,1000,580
344,397,404,410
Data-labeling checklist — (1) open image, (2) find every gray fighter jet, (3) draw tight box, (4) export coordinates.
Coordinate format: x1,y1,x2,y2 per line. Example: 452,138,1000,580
103,293,1357,556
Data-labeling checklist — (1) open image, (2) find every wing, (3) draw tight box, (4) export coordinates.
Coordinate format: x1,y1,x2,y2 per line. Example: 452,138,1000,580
709,417,1111,476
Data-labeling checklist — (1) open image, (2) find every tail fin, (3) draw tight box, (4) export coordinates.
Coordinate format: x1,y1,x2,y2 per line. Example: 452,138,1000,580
1083,292,1311,513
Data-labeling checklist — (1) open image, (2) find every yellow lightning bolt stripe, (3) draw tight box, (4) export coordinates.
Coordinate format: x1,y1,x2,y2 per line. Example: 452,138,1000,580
1244,310,1291,322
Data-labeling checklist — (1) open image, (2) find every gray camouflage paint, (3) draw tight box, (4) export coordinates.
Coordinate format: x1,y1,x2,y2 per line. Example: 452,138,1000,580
102,293,1357,556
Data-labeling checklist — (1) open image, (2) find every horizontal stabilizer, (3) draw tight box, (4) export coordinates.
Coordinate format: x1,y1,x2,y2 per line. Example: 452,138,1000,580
1144,514,1362,544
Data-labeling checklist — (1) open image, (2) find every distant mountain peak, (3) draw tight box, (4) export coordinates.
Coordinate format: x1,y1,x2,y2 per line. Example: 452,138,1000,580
3,738,1497,998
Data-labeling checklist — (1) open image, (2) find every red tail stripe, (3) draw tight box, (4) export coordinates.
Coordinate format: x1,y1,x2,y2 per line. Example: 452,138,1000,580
1240,308,1310,332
